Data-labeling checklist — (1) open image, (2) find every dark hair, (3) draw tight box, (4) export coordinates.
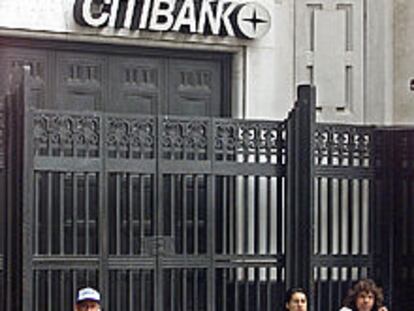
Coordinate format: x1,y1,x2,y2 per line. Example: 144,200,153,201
285,287,308,306
343,279,384,310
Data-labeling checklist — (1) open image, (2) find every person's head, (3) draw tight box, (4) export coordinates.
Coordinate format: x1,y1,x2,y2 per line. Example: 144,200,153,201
74,287,101,311
343,279,384,311
285,287,308,311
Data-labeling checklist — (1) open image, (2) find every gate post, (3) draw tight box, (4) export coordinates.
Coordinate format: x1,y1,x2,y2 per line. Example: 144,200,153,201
2,65,32,311
286,85,316,304
21,66,35,311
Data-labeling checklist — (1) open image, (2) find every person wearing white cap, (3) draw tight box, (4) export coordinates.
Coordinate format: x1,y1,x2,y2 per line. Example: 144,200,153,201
74,287,101,311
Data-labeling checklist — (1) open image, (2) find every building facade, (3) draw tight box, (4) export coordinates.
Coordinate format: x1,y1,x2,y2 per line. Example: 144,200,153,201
0,0,408,124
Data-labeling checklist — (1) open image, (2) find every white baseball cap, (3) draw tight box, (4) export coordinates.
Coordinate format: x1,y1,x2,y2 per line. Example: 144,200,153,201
76,287,101,304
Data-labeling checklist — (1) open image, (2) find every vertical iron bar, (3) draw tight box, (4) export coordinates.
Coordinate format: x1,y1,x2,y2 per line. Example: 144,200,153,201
316,268,321,310
116,272,121,311
33,271,37,310
85,173,90,255
140,176,145,254
34,174,40,255
139,270,144,310
229,177,235,254
47,270,52,311
209,119,215,311
223,176,228,254
60,174,65,254
266,177,271,255
338,179,343,255
129,270,133,311
140,271,145,311
170,175,175,242
347,179,353,256
243,176,249,255
47,172,52,254
317,177,322,255
222,270,228,311
327,267,332,310
129,175,133,255
194,175,199,255
22,66,35,311
358,179,363,255
100,113,109,311
244,267,249,311
116,174,121,255
255,268,260,311
183,176,188,254
60,271,65,311
171,270,175,310
155,116,161,311
183,269,187,311
265,267,271,311
73,173,78,255
194,270,199,310
234,269,239,311
254,176,260,255
327,178,332,255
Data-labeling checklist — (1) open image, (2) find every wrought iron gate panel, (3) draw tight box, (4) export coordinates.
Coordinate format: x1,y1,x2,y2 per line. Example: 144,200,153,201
21,103,287,311
211,119,287,311
28,110,104,311
105,113,157,311
158,116,211,311
312,124,377,310
24,109,159,311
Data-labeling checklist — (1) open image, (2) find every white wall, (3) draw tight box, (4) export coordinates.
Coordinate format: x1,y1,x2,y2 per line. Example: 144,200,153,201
394,0,414,125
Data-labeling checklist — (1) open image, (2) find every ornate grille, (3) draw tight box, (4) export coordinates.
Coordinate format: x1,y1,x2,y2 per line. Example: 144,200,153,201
22,110,288,311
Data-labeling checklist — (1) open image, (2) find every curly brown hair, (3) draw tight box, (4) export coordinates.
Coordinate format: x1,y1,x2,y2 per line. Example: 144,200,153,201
343,279,384,310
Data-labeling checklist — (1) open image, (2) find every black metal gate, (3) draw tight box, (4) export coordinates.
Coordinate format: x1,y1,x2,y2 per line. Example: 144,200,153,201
1,66,414,311
8,67,286,311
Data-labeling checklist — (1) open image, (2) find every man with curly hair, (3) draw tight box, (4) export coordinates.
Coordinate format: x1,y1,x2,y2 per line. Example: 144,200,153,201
339,279,389,311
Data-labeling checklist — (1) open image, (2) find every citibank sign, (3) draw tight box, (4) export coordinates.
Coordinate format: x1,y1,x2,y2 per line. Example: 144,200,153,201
74,0,271,39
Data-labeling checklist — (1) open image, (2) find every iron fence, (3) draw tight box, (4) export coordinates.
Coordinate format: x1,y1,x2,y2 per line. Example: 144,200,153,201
0,67,413,311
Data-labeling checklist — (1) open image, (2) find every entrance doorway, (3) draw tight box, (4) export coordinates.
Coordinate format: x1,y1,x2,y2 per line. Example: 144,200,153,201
0,39,231,117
